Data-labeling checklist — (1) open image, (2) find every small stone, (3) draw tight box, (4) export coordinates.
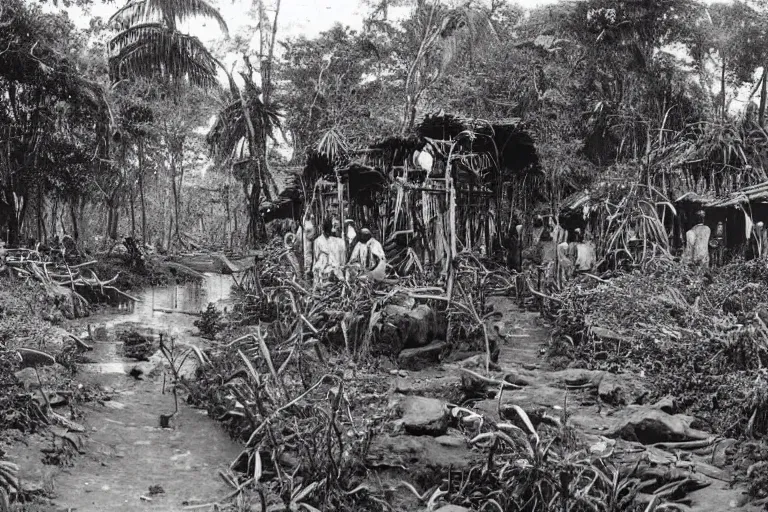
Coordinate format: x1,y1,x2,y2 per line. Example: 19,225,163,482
434,506,471,512
435,435,465,448
398,342,447,370
395,395,449,436
598,372,650,406
148,485,165,496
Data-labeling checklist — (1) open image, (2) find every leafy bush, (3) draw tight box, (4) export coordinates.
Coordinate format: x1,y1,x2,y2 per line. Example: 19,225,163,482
194,303,223,340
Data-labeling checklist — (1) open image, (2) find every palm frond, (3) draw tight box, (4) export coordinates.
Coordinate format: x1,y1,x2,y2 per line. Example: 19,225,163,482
109,0,149,28
110,0,228,35
109,24,219,89
151,0,229,35
207,98,283,162
316,127,349,163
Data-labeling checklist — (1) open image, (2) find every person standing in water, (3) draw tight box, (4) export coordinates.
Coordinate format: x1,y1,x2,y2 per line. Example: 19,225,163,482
682,210,711,269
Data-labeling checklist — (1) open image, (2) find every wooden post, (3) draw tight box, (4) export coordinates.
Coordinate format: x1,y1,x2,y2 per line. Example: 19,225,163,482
449,174,457,260
336,172,346,252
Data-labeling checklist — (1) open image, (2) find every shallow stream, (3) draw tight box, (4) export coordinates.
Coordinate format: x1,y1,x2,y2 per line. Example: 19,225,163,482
39,273,243,511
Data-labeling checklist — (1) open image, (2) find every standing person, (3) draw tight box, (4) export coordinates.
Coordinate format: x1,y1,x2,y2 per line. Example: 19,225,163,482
348,228,387,281
710,221,725,266
296,215,316,279
572,230,597,273
556,239,572,287
313,218,345,284
682,210,711,269
504,222,522,272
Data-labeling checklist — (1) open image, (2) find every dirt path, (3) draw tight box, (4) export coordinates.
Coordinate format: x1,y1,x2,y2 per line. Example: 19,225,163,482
384,296,759,512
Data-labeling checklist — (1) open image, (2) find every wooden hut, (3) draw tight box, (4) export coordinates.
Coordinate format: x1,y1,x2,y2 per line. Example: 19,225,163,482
301,113,540,273
260,165,304,224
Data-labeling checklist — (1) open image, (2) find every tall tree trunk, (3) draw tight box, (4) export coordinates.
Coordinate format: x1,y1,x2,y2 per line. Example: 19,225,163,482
224,180,232,250
36,188,43,243
69,201,79,241
760,67,767,127
130,185,136,238
721,56,727,119
50,197,58,239
107,200,119,240
139,138,147,243
171,159,181,241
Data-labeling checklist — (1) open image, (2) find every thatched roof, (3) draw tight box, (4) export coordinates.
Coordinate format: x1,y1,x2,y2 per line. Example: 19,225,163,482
260,165,303,213
704,181,768,208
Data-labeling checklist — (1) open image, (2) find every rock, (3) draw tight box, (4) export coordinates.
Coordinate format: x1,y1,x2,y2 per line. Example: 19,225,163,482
392,395,449,436
14,364,66,391
435,506,471,512
435,434,466,448
548,369,604,388
598,372,650,406
33,390,68,408
609,406,710,444
392,374,462,401
367,433,479,471
398,342,447,370
377,304,437,353
712,439,738,468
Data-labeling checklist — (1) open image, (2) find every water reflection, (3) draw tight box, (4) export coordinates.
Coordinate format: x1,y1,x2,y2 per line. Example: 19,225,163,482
85,273,236,335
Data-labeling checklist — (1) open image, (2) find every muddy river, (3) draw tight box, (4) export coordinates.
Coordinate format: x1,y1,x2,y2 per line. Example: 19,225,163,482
17,274,246,512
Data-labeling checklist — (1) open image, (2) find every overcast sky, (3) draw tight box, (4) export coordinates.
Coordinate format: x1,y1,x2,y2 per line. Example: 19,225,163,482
66,0,563,44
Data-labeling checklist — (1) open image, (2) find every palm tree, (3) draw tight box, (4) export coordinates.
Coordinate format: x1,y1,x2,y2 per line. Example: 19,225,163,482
108,0,229,88
207,58,282,245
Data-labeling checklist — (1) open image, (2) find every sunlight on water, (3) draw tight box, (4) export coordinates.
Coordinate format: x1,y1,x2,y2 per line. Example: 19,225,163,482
82,273,236,336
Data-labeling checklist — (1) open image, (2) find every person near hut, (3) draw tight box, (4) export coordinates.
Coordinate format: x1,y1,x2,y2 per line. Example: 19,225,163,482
312,218,345,284
503,221,522,272
710,221,725,266
296,216,316,279
0,241,7,274
556,239,572,287
571,230,597,273
345,219,358,259
682,210,711,269
348,228,387,281
750,221,768,260
539,228,558,285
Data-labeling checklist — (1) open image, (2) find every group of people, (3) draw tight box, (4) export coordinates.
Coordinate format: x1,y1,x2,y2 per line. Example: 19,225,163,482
293,216,387,286
503,215,597,286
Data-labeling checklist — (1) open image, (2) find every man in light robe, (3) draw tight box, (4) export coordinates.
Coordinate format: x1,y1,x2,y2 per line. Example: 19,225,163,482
682,210,711,269
572,230,596,273
313,218,345,284
348,228,386,281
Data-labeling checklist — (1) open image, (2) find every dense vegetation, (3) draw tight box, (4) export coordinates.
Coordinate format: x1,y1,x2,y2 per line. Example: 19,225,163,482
3,0,768,252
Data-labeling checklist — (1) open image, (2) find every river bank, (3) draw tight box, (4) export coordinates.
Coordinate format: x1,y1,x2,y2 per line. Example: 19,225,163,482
1,257,765,511
0,271,241,511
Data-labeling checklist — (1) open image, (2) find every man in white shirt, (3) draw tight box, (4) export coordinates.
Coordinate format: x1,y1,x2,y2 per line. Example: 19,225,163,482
573,231,596,272
348,228,386,281
313,218,345,284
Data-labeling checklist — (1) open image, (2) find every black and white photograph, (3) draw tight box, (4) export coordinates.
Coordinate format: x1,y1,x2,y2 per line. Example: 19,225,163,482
0,0,766,510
